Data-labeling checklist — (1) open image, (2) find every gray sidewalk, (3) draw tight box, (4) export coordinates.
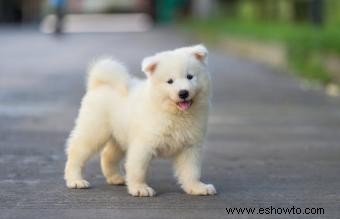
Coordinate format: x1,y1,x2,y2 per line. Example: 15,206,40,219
0,28,339,218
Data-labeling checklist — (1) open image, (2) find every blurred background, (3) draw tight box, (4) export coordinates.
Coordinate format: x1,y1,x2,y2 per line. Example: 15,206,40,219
0,0,339,92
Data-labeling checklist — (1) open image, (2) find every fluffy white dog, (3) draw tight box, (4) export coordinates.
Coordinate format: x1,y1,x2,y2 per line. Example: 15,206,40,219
64,45,216,196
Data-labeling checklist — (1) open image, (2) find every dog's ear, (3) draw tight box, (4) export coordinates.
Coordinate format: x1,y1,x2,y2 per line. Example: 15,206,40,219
191,44,208,64
142,56,158,76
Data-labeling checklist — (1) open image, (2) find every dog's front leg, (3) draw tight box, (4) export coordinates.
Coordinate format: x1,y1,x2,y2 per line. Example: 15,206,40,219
125,144,155,197
173,146,216,195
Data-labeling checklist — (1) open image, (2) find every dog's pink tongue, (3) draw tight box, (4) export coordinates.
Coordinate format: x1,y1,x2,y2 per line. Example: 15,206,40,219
178,101,191,111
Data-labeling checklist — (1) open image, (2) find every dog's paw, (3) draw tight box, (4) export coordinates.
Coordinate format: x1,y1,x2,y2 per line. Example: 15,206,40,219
107,175,125,185
183,182,217,195
128,184,156,197
66,179,90,189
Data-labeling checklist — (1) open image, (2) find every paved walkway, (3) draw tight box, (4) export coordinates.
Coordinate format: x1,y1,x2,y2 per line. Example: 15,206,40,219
0,28,339,218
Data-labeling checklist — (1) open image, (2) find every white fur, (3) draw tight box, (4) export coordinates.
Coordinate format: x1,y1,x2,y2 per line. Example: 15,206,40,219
87,58,130,94
64,45,216,196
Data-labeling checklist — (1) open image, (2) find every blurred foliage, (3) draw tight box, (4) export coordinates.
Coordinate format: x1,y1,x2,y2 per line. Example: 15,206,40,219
326,0,340,26
181,0,340,85
156,0,188,23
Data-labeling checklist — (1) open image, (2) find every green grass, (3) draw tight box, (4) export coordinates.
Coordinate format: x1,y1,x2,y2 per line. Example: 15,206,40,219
181,18,340,85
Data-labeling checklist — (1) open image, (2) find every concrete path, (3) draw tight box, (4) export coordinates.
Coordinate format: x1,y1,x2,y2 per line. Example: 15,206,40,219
0,28,339,218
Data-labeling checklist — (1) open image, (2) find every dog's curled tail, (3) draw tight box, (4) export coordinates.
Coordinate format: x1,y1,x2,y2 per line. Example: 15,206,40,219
87,58,130,95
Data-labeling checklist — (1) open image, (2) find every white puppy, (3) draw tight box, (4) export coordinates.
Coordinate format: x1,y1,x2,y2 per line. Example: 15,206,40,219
64,45,216,196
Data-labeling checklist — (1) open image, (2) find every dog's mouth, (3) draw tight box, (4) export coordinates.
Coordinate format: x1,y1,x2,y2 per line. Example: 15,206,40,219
176,100,193,111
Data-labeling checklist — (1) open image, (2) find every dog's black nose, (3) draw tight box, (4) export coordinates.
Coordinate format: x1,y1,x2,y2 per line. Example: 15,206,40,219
178,90,189,99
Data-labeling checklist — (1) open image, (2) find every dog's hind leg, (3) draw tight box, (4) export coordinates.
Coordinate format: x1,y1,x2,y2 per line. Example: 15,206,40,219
64,100,111,189
101,139,125,185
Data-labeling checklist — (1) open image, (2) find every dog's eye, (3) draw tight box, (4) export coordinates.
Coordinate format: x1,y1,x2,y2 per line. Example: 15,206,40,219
167,79,174,84
187,74,194,80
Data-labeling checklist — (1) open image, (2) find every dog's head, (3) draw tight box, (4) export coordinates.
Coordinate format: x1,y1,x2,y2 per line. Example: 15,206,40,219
142,44,211,113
